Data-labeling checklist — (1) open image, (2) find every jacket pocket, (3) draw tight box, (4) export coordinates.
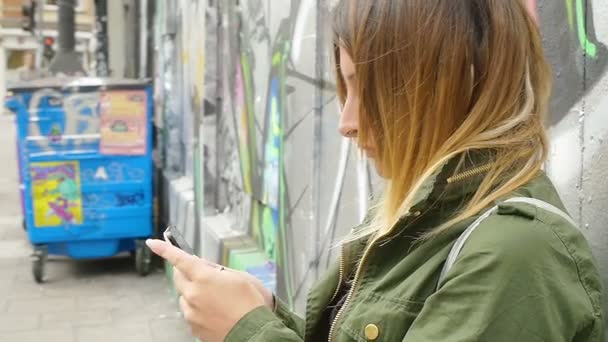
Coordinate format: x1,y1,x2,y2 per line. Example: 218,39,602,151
338,291,424,341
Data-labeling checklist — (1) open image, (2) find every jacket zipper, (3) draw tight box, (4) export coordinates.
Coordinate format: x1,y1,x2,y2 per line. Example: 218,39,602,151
327,163,493,341
446,162,495,184
328,246,345,304
328,234,380,342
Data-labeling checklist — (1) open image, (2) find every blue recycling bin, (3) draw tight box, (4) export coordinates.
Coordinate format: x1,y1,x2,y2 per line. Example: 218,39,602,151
6,77,154,283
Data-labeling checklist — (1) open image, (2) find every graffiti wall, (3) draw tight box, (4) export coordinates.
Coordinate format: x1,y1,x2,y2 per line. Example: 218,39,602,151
155,0,608,317
152,0,375,311
192,0,368,310
536,0,608,323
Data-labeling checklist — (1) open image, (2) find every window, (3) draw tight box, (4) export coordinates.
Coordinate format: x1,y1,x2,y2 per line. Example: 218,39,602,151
44,0,84,11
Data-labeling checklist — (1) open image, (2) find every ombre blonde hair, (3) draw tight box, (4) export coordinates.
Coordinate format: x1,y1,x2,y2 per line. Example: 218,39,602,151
332,0,552,240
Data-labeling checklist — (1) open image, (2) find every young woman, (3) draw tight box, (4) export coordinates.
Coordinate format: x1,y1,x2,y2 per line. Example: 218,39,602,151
147,1,604,341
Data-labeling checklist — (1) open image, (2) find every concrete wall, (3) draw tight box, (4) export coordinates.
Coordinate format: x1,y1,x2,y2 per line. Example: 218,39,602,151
107,0,141,78
538,0,608,324
107,0,126,77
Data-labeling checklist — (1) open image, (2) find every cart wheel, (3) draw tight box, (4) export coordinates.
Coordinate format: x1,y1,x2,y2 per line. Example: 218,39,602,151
33,258,44,283
32,247,47,283
135,240,151,277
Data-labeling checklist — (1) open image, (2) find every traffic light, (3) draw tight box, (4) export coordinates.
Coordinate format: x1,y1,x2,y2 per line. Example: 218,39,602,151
43,37,55,61
21,2,37,32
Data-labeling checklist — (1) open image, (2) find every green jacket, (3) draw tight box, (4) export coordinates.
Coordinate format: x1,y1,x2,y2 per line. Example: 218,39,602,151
226,157,604,342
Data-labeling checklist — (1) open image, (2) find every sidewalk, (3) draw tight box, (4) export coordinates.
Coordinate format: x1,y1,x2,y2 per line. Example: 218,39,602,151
0,115,193,342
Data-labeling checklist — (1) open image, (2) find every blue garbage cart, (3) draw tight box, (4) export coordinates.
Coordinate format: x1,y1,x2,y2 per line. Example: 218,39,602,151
6,77,154,283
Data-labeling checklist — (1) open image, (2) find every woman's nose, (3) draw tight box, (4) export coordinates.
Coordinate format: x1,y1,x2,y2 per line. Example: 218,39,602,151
340,126,358,138
339,111,359,138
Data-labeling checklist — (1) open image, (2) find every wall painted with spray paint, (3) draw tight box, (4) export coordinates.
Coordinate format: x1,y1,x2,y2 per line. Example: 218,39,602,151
536,0,608,325
154,0,608,319
154,0,374,312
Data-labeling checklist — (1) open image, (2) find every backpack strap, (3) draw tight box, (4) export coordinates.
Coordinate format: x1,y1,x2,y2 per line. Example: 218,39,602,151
437,197,575,290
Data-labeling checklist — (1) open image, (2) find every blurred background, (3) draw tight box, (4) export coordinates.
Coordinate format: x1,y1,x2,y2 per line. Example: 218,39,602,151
0,0,607,341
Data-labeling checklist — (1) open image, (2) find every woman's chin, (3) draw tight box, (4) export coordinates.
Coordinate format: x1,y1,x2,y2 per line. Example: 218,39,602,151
370,157,387,178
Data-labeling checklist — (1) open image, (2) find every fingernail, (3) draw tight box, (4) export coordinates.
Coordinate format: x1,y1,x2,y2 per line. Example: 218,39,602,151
145,239,161,249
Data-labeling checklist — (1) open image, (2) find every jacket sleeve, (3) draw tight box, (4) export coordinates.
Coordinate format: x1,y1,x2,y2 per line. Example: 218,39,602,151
403,215,604,342
224,296,305,342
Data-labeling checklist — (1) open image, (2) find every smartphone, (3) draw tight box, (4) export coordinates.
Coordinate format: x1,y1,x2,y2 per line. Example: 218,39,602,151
163,225,195,255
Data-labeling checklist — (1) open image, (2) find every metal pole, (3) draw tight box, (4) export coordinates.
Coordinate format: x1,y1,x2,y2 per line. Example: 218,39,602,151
94,0,109,76
311,0,325,280
0,48,6,114
138,0,148,78
57,0,76,51
48,0,85,75
35,0,44,69
214,0,223,209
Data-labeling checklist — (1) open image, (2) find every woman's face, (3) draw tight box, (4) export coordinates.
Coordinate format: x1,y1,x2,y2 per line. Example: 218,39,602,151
338,47,381,171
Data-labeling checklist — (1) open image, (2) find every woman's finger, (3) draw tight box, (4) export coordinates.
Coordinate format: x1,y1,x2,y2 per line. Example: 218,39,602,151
146,239,200,279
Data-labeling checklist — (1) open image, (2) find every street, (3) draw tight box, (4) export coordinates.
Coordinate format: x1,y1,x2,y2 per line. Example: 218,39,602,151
0,114,193,342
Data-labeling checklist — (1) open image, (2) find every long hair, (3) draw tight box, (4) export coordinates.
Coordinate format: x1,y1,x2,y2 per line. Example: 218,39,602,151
332,0,552,240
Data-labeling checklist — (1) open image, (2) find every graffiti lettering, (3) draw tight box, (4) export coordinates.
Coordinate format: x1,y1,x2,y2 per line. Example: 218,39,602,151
80,163,146,183
115,192,145,207
31,164,76,180
28,89,100,150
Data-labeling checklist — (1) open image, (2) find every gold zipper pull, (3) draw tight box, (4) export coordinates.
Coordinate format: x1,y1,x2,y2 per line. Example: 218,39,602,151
446,162,495,184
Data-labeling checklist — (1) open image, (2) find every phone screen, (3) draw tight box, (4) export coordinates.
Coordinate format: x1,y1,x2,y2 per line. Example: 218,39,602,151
164,225,195,255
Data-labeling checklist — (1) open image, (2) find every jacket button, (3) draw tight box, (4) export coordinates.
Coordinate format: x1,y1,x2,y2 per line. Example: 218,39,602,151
364,323,379,340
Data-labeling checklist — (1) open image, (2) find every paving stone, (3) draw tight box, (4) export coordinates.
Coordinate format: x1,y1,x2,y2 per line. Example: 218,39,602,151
40,309,113,329
6,295,77,314
76,322,153,342
0,328,75,342
0,312,40,333
150,317,195,342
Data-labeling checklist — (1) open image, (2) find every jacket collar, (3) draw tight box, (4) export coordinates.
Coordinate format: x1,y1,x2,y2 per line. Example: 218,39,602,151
346,150,495,251
407,150,495,214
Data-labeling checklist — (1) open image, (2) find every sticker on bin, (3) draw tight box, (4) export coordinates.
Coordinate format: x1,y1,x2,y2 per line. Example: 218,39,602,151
30,161,84,227
99,90,148,155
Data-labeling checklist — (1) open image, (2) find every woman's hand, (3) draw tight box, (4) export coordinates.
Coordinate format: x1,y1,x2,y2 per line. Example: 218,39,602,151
146,239,273,342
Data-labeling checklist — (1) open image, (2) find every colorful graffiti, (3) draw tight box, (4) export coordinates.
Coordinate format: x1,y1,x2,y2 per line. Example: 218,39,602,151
565,0,600,58
529,0,608,124
203,0,376,310
19,87,152,156
27,89,101,152
81,162,146,183
30,161,83,227
529,0,608,324
528,0,601,58
81,191,145,208
143,0,365,308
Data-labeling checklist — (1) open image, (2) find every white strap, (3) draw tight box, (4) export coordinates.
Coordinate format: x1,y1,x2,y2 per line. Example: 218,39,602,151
437,197,575,289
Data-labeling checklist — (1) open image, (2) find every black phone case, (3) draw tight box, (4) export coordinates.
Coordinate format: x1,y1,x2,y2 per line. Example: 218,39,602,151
164,226,195,255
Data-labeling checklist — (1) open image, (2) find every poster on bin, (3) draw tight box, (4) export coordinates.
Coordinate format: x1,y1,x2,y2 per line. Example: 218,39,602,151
99,90,148,155
30,161,84,227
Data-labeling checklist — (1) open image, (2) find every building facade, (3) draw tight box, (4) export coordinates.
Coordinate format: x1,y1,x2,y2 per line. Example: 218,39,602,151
0,0,96,109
